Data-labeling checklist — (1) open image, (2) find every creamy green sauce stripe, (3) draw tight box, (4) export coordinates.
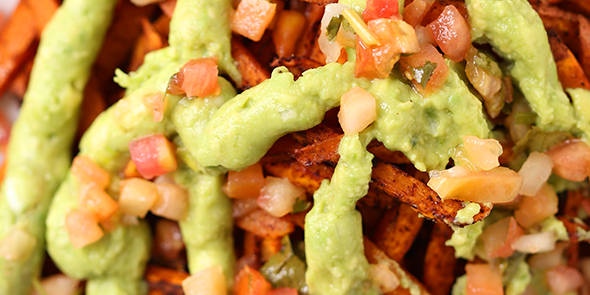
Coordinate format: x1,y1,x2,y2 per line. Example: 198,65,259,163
46,0,238,293
0,0,116,294
305,133,379,295
466,0,577,133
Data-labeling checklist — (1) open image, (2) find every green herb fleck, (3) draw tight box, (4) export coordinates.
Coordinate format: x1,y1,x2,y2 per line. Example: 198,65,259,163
412,61,438,89
514,112,537,125
512,126,573,154
260,236,308,294
326,16,342,42
292,198,310,214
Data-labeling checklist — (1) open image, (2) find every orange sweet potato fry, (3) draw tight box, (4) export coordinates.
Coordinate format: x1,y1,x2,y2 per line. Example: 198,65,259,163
422,222,456,295
129,18,167,72
371,160,492,226
372,204,424,262
0,0,38,94
564,189,585,218
231,38,271,90
8,57,33,98
260,236,283,262
548,30,590,89
159,0,177,18
25,0,59,34
295,3,325,58
536,6,582,58
153,14,171,38
578,15,590,79
236,209,295,238
145,265,189,295
291,134,343,166
299,0,337,5
77,75,106,139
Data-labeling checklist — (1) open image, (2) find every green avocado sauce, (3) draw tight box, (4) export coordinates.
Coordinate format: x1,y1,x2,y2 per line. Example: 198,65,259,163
46,0,239,293
0,0,117,294
305,133,379,295
466,0,577,133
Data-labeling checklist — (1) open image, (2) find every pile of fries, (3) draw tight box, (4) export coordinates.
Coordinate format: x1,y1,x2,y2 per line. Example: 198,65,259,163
2,0,590,294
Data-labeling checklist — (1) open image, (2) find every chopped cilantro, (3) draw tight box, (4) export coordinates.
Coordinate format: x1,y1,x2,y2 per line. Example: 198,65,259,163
514,112,537,125
326,16,342,42
292,198,310,214
512,126,573,154
412,61,438,89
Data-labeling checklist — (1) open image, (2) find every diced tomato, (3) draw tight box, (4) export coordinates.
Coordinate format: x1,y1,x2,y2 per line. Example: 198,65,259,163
79,185,119,222
231,0,277,42
118,178,159,218
338,86,377,135
362,0,400,22
129,134,177,179
355,18,419,79
399,44,449,95
425,5,471,62
545,265,584,295
267,288,298,295
179,58,221,98
480,216,524,259
144,92,165,122
403,0,435,27
66,208,104,249
223,163,265,199
71,156,110,189
465,264,503,295
546,140,590,182
233,265,272,295
514,183,558,228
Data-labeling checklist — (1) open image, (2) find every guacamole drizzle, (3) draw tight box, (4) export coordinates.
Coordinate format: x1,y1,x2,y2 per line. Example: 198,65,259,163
466,0,577,133
0,0,117,294
305,133,379,295
46,0,238,293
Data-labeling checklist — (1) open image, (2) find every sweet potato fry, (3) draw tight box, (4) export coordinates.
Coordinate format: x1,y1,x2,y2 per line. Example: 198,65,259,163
243,231,260,257
557,216,589,266
262,159,396,208
129,18,167,72
77,75,106,139
159,0,176,18
536,6,581,56
372,204,424,262
94,0,157,102
364,238,432,295
236,209,295,238
25,0,59,34
295,3,325,58
422,222,456,295
564,189,585,217
145,265,188,295
0,0,38,94
231,38,271,90
371,160,492,226
153,14,171,38
548,30,590,89
291,123,341,146
559,0,590,19
8,57,33,98
261,236,283,262
291,133,343,166
578,15,590,79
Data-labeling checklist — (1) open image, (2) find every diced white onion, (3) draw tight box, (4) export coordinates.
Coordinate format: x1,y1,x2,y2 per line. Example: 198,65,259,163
0,227,36,261
257,177,306,217
518,152,554,196
151,183,188,221
32,274,80,295
118,178,158,218
318,3,350,63
369,263,400,293
511,232,555,254
232,198,259,219
461,135,502,171
338,87,377,135
182,265,227,295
